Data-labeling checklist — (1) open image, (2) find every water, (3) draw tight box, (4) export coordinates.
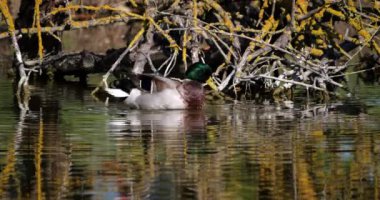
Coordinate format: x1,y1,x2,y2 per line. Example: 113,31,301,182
1,71,380,199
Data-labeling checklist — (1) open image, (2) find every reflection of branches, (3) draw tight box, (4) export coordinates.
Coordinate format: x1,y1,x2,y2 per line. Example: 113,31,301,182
35,109,44,200
0,105,28,198
0,142,16,198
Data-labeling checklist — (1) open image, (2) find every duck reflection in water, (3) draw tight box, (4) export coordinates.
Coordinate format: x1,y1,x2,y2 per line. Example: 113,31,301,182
108,109,207,136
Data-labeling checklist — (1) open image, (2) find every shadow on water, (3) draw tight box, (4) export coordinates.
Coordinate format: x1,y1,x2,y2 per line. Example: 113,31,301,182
1,69,380,199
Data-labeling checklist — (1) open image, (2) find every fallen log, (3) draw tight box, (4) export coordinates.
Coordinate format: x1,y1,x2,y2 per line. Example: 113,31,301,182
23,48,131,82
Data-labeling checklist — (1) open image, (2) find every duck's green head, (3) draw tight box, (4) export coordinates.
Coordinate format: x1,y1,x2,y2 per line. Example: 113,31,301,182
185,62,212,83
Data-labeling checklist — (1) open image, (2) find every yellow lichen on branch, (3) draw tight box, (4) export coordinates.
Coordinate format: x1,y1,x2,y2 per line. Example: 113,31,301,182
182,31,191,68
295,0,309,31
310,48,324,57
311,28,324,36
349,18,380,54
192,0,199,32
314,7,326,21
33,0,44,60
0,14,131,39
248,15,278,53
258,0,268,21
375,1,380,10
128,26,145,49
0,0,15,32
297,0,308,14
261,16,278,37
326,8,345,20
202,0,234,32
49,4,145,20
346,0,357,12
129,0,138,8
148,17,180,50
70,20,89,28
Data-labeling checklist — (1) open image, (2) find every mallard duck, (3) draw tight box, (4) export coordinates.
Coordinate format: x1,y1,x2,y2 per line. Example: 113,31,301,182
107,62,214,110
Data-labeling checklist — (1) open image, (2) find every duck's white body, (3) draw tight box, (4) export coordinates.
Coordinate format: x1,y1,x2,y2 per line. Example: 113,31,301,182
103,62,212,110
105,74,204,110
125,88,186,110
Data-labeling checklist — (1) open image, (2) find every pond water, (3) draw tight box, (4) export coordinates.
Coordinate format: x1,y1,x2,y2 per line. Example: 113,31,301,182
1,68,380,200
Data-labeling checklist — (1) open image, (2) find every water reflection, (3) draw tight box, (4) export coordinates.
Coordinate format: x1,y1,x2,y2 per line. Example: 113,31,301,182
109,109,207,136
1,75,380,199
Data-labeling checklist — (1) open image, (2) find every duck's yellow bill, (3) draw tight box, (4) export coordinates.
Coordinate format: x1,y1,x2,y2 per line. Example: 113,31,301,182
206,77,219,91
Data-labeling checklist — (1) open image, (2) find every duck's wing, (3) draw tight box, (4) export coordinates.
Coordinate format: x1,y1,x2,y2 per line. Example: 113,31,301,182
138,74,181,92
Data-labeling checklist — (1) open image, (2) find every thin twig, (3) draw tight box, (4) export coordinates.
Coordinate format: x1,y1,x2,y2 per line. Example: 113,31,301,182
91,43,138,95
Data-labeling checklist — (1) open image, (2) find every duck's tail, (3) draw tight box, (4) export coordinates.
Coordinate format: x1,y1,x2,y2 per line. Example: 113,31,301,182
104,88,130,98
